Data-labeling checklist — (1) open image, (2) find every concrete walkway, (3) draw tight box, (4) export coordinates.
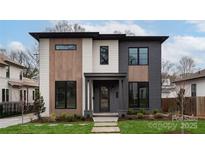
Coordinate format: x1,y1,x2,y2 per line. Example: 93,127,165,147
91,114,120,133
0,114,36,128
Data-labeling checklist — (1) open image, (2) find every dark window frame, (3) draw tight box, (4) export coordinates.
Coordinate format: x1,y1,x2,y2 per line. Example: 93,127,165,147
100,46,109,65
32,90,35,100
2,89,5,102
128,47,149,66
55,44,77,51
191,84,197,97
128,82,149,108
6,66,10,78
55,81,77,109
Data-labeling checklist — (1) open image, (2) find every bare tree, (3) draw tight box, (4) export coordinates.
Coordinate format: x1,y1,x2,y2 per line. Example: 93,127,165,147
114,30,135,36
161,60,175,84
46,20,85,32
177,56,196,77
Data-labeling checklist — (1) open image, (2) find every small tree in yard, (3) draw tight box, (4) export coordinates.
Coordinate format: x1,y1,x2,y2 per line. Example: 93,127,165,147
33,90,46,120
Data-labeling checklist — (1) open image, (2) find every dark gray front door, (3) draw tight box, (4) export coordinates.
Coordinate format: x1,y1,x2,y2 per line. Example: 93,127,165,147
99,85,110,112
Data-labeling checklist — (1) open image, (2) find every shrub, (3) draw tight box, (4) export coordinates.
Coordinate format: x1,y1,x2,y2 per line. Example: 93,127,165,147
127,109,138,115
59,112,69,121
138,108,145,114
49,112,57,122
154,113,164,119
137,113,144,119
152,109,159,114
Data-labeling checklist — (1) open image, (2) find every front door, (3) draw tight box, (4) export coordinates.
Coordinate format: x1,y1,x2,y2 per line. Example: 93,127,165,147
99,85,110,112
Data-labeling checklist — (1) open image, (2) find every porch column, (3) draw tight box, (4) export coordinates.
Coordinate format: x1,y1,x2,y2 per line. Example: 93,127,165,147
85,79,88,113
89,79,92,114
119,79,122,112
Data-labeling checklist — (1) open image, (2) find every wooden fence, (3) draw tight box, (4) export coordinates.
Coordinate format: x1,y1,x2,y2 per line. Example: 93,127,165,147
162,97,205,116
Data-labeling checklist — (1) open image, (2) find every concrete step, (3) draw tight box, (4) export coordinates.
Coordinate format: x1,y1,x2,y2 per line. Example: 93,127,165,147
93,117,118,123
94,122,118,127
93,112,119,117
91,126,120,133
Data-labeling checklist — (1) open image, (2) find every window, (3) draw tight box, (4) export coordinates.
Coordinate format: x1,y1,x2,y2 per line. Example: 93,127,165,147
2,89,9,102
20,71,23,80
129,48,138,65
24,90,26,101
20,90,23,101
191,84,196,97
139,48,148,65
128,47,148,65
55,81,76,109
2,89,5,102
129,82,149,108
6,66,10,78
100,46,109,65
55,44,77,50
32,90,35,100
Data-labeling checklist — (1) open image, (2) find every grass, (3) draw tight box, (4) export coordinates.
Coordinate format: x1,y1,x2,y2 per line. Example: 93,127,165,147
0,122,93,134
119,120,205,134
1,120,205,134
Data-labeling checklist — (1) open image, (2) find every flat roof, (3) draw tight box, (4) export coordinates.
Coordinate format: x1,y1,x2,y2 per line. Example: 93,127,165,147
29,32,168,43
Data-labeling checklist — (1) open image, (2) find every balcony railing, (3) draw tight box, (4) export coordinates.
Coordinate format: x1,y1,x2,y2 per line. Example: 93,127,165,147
0,102,34,118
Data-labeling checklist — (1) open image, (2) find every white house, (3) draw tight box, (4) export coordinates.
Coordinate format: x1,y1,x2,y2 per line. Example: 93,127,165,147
0,53,38,103
173,69,205,97
161,79,176,98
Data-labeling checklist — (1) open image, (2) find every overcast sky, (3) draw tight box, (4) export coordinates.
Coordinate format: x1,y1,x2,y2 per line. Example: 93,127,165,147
0,20,205,69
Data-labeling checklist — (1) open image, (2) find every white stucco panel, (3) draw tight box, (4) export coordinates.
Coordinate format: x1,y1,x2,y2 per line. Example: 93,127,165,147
93,40,119,73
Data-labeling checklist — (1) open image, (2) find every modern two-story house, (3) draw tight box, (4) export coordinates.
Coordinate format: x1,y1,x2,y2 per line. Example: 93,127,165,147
30,32,168,117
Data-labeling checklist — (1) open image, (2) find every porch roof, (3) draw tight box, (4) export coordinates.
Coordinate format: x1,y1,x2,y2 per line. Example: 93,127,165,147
84,73,127,78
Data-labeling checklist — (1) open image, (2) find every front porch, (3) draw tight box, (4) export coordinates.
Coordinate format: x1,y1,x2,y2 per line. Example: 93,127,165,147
84,73,128,117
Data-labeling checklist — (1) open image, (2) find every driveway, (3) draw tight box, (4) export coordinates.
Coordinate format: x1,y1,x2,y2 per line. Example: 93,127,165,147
0,114,36,128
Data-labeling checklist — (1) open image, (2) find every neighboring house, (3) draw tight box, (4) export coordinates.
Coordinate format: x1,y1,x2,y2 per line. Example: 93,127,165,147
174,69,205,97
161,79,176,98
0,54,38,103
30,32,168,117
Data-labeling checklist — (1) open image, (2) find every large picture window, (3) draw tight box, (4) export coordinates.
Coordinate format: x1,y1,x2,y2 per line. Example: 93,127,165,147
128,47,148,65
129,82,149,108
100,46,109,65
55,81,76,109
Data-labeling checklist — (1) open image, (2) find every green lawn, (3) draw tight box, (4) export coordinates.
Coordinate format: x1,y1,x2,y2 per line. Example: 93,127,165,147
0,122,93,134
0,120,205,134
119,120,205,134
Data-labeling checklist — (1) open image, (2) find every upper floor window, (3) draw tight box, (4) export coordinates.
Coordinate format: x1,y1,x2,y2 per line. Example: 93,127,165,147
6,66,10,78
100,46,109,65
191,84,196,97
55,44,77,50
128,48,138,65
20,71,23,80
128,47,148,65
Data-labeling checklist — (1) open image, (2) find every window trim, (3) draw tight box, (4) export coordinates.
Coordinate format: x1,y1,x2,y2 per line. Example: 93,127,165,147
55,81,77,109
128,47,149,66
100,46,109,65
191,84,197,97
6,66,10,78
128,82,149,109
55,44,77,51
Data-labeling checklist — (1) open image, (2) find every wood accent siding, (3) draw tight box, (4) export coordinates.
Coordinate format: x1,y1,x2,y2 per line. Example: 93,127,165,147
49,38,82,116
128,66,148,81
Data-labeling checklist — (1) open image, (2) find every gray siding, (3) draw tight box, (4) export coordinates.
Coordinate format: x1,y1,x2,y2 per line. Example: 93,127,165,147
119,41,162,110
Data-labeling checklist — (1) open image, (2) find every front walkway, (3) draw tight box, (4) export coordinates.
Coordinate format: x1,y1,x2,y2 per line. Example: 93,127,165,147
91,113,120,133
0,114,36,128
